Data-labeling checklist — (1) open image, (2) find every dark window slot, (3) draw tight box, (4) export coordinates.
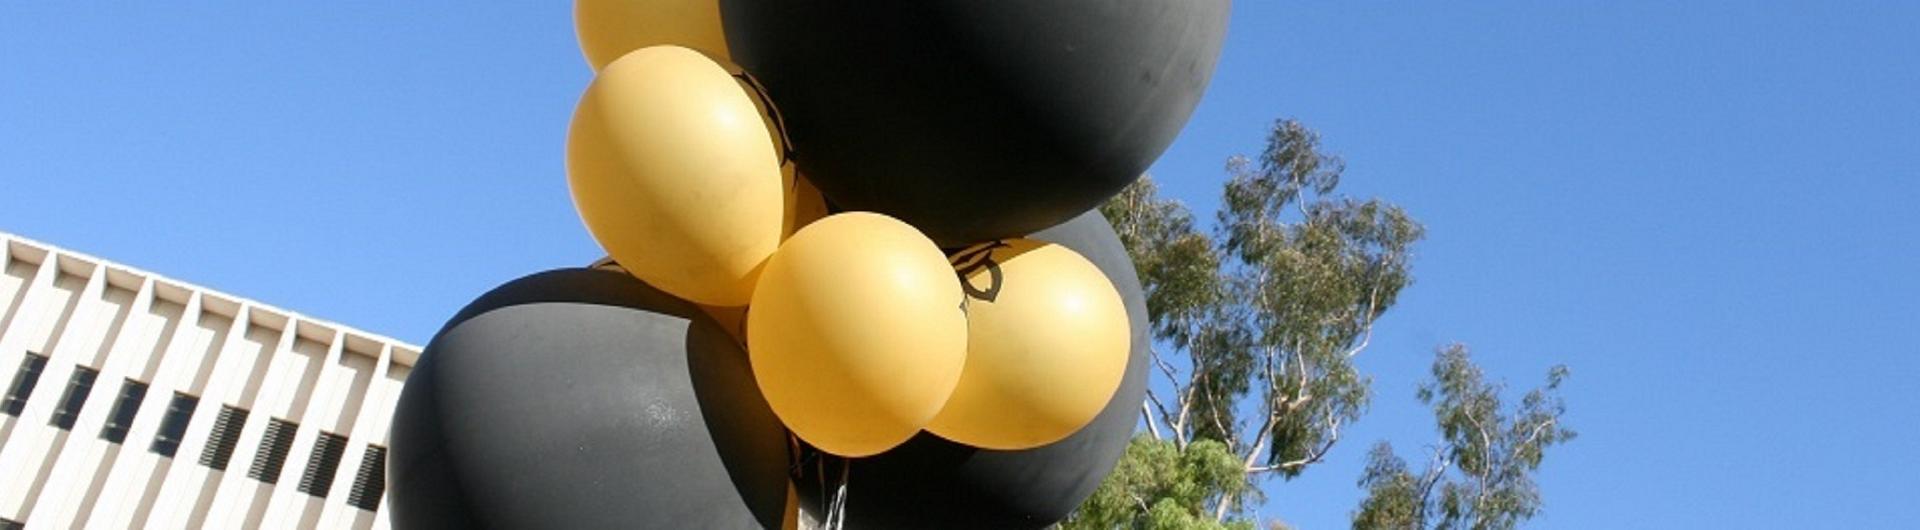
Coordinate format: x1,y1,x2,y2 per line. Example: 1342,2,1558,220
247,418,299,484
99,378,150,443
49,365,100,430
150,392,199,457
2,351,49,416
198,405,249,471
298,432,349,497
346,445,387,511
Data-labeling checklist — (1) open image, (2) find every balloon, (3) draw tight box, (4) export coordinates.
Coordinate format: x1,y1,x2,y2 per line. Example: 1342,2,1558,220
717,0,1231,246
568,45,785,307
930,239,1130,450
794,209,1149,529
389,269,791,529
575,0,729,71
747,212,968,457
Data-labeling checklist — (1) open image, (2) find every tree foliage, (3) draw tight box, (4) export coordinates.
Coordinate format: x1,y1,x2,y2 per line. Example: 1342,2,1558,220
1077,118,1425,526
1070,118,1571,528
1351,345,1575,530
1070,437,1256,530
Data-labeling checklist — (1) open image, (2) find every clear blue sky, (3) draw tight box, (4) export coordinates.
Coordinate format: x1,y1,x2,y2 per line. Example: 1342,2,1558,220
3,3,1916,528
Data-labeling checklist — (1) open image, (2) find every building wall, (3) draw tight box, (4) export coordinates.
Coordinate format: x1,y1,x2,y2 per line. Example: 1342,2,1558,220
0,233,417,530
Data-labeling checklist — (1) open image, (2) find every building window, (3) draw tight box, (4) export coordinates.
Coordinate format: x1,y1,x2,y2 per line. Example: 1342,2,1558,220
150,392,199,457
99,378,150,444
248,418,300,484
298,432,350,497
2,351,49,416
198,405,250,471
346,445,387,511
49,365,100,430
0,515,23,530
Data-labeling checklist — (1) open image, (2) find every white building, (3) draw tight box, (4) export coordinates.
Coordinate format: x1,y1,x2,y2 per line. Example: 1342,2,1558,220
0,232,417,530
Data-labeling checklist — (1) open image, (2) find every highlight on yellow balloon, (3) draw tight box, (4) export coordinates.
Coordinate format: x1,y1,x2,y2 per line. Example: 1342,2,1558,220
575,0,729,70
929,239,1131,450
747,72,817,240
568,45,785,307
746,212,969,457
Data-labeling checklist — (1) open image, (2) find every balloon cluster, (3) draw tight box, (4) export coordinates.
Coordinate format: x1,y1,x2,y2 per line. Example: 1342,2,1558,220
390,1,1226,528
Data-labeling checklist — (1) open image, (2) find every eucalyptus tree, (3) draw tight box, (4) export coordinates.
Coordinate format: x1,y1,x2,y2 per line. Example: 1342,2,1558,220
1068,119,1572,530
1352,345,1574,530
1069,119,1424,527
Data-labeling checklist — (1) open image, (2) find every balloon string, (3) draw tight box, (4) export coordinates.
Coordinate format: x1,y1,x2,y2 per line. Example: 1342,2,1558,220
824,458,851,530
785,433,805,478
949,241,1009,303
947,241,1008,269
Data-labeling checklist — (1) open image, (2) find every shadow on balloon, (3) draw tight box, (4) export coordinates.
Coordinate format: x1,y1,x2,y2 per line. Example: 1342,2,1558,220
389,268,791,529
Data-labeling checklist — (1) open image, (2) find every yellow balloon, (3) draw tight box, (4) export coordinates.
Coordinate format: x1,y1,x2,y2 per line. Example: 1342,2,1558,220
747,212,968,457
575,0,729,71
929,239,1131,449
568,46,784,307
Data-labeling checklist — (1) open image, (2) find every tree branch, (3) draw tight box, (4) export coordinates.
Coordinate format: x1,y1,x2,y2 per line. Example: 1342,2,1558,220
1415,444,1453,525
1261,415,1342,473
1206,399,1235,446
1343,285,1381,359
1294,342,1311,406
1151,346,1183,391
1142,400,1164,440
1174,365,1207,448
1147,347,1183,439
1215,424,1272,523
1518,418,1557,452
1239,408,1278,473
1468,413,1497,510
1253,345,1283,454
1217,346,1283,523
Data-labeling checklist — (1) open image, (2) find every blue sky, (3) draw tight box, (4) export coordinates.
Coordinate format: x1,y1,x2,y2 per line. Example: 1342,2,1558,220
3,3,1916,528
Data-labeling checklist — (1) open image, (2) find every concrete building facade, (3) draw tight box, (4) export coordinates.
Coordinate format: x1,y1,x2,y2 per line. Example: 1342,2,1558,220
0,232,417,530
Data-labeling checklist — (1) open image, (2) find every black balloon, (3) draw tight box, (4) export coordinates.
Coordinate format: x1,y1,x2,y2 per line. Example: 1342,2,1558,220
720,0,1231,246
794,209,1149,529
388,269,790,529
